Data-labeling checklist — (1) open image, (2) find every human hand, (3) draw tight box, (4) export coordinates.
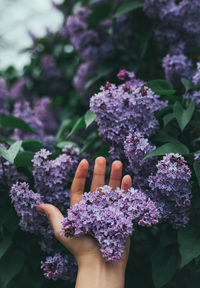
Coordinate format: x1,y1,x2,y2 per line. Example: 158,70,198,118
37,157,132,288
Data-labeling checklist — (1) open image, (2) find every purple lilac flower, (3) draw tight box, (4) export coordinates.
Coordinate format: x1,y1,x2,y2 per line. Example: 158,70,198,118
148,153,192,228
162,54,192,87
12,100,43,140
10,78,27,100
194,153,200,162
124,132,156,190
90,78,166,146
32,148,77,213
186,91,200,108
61,185,160,261
192,62,200,85
10,182,49,235
143,0,177,19
41,253,77,281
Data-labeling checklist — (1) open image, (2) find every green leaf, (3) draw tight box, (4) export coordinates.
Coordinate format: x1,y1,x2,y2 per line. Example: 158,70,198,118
0,146,9,162
152,245,179,288
22,139,42,152
0,236,12,259
113,0,143,17
163,113,175,126
173,101,195,131
7,141,22,164
154,89,176,96
14,151,34,167
0,115,36,133
0,251,24,288
145,79,173,91
56,119,76,140
193,161,200,187
65,117,85,140
178,227,200,268
153,130,177,143
144,141,189,160
181,78,192,92
88,4,111,28
84,110,97,128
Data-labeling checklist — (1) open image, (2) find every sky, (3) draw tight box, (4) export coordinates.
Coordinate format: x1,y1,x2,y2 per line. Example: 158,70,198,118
0,0,63,70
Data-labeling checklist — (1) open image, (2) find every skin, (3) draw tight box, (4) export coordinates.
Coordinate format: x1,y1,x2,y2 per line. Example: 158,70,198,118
37,157,132,288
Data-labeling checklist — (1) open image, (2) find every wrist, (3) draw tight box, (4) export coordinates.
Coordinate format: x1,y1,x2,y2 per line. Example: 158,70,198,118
75,258,125,288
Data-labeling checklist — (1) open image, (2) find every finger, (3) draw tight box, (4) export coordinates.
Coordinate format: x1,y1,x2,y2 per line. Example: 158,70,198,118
121,175,132,191
36,204,68,243
108,160,123,189
90,156,106,192
70,159,89,206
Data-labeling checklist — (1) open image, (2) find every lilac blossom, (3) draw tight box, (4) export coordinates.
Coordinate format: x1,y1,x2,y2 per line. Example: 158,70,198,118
162,54,192,87
148,153,192,228
41,253,77,281
90,76,166,146
61,185,160,261
0,77,8,115
10,78,27,100
124,132,156,190
192,62,200,85
194,153,200,162
186,91,200,108
32,148,77,213
143,0,177,19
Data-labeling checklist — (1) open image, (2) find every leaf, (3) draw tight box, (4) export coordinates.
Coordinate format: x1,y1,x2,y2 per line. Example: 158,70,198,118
65,117,85,140
193,161,200,187
153,130,177,143
152,245,179,288
84,110,97,128
56,119,76,140
0,115,36,133
0,146,9,162
113,0,143,17
173,101,195,131
181,78,192,92
88,3,111,28
178,227,200,268
0,251,24,288
0,236,12,259
144,141,189,160
22,139,42,152
7,141,22,164
145,79,173,91
14,151,35,167
154,89,176,96
163,113,175,126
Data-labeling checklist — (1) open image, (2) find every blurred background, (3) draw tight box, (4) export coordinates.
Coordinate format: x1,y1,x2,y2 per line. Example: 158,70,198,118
0,0,63,70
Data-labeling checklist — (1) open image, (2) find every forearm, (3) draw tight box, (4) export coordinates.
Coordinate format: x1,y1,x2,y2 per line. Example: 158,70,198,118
75,260,125,288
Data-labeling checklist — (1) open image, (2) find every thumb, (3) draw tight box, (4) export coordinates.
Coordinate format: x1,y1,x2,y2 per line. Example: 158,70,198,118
37,204,65,241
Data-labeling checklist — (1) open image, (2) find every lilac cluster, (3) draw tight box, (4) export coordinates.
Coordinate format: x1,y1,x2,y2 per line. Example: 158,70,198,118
12,98,57,147
66,7,114,95
144,0,200,90
194,153,200,163
186,63,200,107
32,148,78,213
124,132,156,190
90,72,166,146
61,185,160,261
148,153,192,228
10,77,28,100
41,253,77,281
162,54,192,88
10,182,48,235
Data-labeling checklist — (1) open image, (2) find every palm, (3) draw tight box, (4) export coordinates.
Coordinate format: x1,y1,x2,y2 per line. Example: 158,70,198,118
37,157,132,267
